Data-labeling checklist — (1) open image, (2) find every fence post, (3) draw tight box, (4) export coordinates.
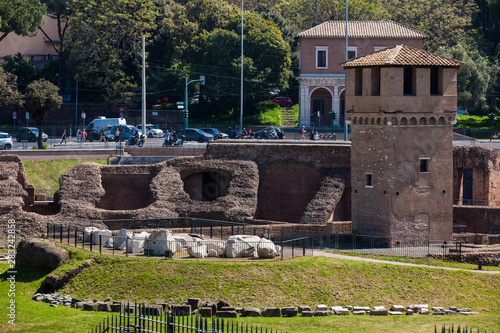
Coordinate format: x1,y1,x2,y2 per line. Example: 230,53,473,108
46,223,50,240
99,235,102,254
53,223,56,240
74,228,77,247
67,226,70,244
303,238,306,256
60,225,63,243
90,234,93,253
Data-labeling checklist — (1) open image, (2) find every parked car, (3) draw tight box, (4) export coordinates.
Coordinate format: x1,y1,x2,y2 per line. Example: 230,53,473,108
135,124,164,138
199,128,228,139
181,128,214,143
266,96,292,107
110,125,141,141
16,127,48,142
0,132,13,150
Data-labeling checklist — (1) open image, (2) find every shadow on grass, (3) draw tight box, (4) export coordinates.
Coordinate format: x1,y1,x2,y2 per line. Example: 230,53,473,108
0,264,49,283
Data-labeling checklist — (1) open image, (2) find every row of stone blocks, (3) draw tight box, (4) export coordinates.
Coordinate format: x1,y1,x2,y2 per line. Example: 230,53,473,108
33,294,479,317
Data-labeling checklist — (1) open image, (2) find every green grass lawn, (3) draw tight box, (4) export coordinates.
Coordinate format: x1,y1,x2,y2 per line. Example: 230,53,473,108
22,159,108,195
1,243,499,333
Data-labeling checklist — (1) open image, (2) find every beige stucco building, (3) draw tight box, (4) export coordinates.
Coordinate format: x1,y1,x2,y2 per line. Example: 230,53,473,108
295,20,428,128
0,16,59,68
344,45,462,240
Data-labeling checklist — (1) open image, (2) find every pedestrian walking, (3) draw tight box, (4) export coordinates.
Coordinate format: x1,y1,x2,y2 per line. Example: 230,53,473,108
60,129,67,144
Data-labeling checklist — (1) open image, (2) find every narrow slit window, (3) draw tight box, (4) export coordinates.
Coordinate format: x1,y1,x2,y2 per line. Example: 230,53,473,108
366,173,373,187
420,158,429,173
316,47,328,69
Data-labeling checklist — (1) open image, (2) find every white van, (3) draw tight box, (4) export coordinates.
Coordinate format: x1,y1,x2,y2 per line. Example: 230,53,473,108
85,116,127,132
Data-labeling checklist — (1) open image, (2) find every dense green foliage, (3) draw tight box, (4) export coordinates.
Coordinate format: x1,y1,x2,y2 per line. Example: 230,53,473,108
0,0,45,42
67,0,157,103
0,68,22,108
1,0,499,121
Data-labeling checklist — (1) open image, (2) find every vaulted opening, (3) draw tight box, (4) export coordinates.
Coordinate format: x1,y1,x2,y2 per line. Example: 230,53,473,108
183,171,231,201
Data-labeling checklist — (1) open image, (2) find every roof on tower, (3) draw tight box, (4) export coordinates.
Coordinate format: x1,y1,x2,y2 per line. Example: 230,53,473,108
342,45,463,68
295,20,429,39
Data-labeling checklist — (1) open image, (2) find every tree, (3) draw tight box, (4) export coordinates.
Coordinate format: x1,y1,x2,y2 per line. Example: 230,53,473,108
382,0,478,51
67,0,158,103
281,0,387,30
39,0,72,93
0,68,23,108
24,79,62,148
186,12,292,119
0,0,46,42
1,53,39,93
437,43,499,115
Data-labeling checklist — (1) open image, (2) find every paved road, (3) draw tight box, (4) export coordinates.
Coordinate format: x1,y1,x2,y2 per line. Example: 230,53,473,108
313,249,500,275
9,137,207,150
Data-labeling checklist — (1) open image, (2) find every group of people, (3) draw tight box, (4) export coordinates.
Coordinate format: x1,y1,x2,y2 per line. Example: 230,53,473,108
72,129,87,143
300,126,319,140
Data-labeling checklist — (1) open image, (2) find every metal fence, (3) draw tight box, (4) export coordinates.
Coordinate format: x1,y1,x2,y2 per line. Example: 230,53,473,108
435,324,493,333
46,217,463,261
312,233,462,260
89,303,286,333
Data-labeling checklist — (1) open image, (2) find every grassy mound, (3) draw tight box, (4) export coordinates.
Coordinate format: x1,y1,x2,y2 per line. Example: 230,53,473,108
2,245,499,333
60,255,499,311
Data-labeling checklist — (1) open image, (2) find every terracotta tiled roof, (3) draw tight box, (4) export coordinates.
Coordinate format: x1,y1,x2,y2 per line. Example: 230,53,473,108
341,45,463,67
296,20,428,39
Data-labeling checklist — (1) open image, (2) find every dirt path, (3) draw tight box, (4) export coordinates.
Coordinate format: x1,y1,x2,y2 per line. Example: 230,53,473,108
313,249,500,275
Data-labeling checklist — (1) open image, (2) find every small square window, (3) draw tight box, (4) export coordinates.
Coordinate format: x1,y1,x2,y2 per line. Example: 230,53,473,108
366,173,373,187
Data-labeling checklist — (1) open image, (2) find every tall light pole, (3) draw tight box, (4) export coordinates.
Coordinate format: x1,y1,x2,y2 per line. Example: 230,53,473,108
344,0,349,141
240,0,244,132
142,35,146,138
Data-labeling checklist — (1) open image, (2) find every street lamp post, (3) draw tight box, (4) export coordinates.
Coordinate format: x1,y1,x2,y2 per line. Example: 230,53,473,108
240,0,244,132
344,0,349,141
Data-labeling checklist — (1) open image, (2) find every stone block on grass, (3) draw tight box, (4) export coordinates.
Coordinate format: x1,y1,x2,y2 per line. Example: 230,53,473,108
172,304,191,316
301,311,314,317
281,307,297,317
187,298,202,311
262,308,281,317
242,307,261,317
200,307,213,317
315,304,328,311
390,305,405,312
298,305,311,313
216,311,238,318
97,302,111,312
83,302,98,311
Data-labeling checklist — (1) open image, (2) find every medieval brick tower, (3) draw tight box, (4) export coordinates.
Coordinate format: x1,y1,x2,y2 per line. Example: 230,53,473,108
343,45,462,240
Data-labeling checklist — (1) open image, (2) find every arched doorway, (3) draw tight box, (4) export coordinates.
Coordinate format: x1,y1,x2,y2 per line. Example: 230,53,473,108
310,87,333,127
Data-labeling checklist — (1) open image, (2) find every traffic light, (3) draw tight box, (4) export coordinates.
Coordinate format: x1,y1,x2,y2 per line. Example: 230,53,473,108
310,113,316,125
